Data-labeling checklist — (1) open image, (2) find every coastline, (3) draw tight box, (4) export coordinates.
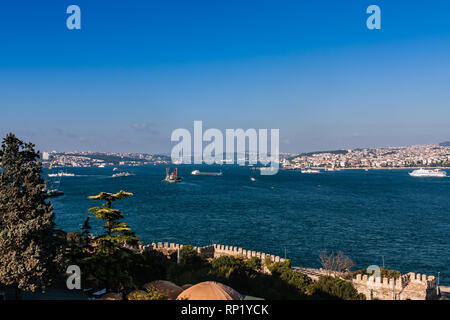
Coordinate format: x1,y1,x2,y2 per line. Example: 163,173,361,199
282,166,449,171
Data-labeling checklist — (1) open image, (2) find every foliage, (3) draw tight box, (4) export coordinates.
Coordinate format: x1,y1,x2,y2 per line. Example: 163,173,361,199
87,190,139,253
127,288,166,300
87,191,139,245
166,245,211,285
308,276,366,300
178,245,208,270
0,133,64,292
244,256,262,272
266,259,312,296
67,190,145,293
166,249,363,300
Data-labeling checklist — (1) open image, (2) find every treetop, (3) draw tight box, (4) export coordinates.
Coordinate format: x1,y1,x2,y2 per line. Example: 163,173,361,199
88,190,133,202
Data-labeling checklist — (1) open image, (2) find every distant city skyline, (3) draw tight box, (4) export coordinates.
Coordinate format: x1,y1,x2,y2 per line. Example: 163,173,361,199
38,140,450,157
1,1,450,153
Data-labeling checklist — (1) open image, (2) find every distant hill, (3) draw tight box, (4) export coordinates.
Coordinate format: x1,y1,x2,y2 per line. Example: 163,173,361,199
439,141,450,147
299,149,348,157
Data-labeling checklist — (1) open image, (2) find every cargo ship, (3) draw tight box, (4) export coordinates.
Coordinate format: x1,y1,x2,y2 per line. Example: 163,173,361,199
165,168,182,183
191,170,223,176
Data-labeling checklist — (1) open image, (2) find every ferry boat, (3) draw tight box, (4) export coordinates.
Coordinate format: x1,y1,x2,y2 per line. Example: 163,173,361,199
165,168,182,183
301,169,320,174
48,172,75,177
408,168,446,177
191,170,223,176
112,172,135,178
44,164,64,198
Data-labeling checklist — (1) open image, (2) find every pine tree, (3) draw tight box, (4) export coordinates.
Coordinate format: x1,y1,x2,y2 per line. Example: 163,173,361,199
87,190,140,253
82,190,140,292
0,133,63,294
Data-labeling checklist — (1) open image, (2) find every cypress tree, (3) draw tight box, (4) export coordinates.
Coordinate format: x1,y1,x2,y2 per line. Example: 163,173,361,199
0,133,63,294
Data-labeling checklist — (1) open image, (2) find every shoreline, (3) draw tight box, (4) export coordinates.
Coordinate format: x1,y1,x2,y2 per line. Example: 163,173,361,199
282,166,449,171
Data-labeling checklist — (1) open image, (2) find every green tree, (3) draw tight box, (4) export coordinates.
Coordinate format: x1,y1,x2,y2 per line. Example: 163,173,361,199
267,260,313,295
0,133,64,294
87,191,139,245
309,276,365,300
166,245,210,285
80,191,140,292
127,287,166,300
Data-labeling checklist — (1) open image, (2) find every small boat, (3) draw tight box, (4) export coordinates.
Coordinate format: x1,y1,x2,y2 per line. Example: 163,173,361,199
113,167,118,171
191,170,222,176
409,168,446,177
165,168,182,183
250,177,256,182
301,169,320,174
42,189,64,198
112,172,135,178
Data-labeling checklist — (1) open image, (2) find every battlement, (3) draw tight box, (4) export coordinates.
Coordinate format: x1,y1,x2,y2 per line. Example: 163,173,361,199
212,243,285,264
124,242,285,264
353,272,436,290
352,272,437,300
406,272,436,287
353,273,402,290
123,242,437,300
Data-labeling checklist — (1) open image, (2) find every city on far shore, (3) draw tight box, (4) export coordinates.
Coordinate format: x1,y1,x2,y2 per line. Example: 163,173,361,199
41,142,450,170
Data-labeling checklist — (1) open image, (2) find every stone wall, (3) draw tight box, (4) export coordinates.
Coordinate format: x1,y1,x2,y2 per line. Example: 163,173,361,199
124,242,285,271
212,244,285,264
352,272,437,300
123,242,437,300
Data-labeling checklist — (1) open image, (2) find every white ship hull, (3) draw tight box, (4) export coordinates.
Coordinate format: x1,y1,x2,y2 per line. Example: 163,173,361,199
409,168,446,177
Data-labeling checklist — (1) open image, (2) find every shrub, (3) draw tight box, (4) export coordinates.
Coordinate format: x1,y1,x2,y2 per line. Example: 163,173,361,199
309,276,365,300
127,288,166,300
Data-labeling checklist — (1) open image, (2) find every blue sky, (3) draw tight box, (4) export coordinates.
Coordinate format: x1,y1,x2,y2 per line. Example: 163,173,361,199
0,0,449,153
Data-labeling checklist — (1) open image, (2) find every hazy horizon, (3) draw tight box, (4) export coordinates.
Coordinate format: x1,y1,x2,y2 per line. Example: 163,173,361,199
26,139,449,156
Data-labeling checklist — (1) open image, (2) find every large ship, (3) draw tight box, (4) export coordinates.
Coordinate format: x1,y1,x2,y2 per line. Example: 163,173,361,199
408,168,447,177
165,168,182,183
191,170,223,176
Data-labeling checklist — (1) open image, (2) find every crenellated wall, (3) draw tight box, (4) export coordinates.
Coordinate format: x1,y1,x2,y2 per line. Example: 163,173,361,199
124,242,285,269
122,242,437,300
352,272,437,300
212,244,285,264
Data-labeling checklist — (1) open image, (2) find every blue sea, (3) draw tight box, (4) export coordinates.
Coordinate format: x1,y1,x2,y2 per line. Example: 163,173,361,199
46,165,450,284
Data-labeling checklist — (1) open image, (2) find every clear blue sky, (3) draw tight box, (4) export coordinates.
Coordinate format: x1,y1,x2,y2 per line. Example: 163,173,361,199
1,0,449,153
